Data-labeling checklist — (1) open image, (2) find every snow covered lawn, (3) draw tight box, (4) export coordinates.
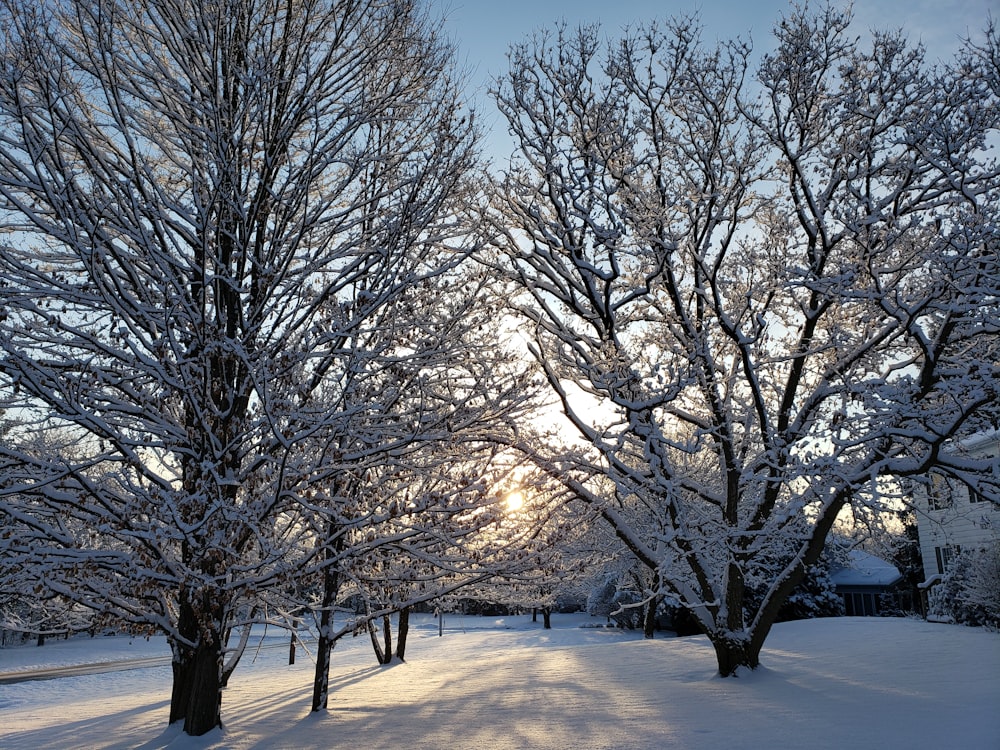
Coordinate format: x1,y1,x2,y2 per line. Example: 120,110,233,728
2,614,998,749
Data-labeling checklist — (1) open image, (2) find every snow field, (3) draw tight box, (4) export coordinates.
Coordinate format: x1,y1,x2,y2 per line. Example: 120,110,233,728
1,614,998,749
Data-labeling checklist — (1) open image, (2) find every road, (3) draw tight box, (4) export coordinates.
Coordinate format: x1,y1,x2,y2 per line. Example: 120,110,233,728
0,639,299,685
0,654,173,684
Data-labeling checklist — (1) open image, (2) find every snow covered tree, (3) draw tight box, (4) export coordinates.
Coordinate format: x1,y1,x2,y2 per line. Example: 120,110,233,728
451,489,594,630
490,7,1000,675
0,420,109,642
259,262,550,711
747,547,845,623
928,544,1000,626
0,0,481,735
302,437,556,710
957,544,1000,626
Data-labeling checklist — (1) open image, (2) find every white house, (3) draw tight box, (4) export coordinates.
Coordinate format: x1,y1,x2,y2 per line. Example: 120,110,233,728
914,431,1000,581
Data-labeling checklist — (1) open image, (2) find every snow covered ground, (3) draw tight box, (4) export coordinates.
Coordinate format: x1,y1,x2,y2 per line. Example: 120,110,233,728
1,614,998,749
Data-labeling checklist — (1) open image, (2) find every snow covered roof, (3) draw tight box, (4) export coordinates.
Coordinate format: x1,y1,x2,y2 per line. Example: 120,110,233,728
951,429,1000,453
830,549,903,589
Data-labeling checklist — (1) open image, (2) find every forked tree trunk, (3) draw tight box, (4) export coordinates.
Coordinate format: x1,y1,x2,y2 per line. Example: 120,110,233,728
708,506,844,676
396,607,410,661
368,609,412,664
169,636,224,734
707,539,826,676
712,634,762,677
368,615,392,664
710,560,755,676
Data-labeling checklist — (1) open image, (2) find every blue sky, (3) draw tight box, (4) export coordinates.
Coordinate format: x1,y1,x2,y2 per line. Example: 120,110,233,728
438,0,991,81
433,0,993,159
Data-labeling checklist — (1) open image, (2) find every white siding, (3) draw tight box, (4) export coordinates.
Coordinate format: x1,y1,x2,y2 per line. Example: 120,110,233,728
915,435,1000,578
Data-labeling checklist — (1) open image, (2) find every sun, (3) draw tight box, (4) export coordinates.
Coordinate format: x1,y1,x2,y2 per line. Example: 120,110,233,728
504,490,525,513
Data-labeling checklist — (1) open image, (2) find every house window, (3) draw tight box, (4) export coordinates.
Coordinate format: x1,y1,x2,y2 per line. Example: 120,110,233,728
934,545,960,575
927,473,952,510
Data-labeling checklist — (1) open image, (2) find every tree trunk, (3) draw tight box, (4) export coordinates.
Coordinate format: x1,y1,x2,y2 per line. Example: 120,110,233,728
312,606,335,712
169,596,198,725
396,607,410,661
169,631,224,734
643,596,657,639
542,607,552,629
167,582,226,735
709,502,846,677
183,636,223,736
169,657,192,725
711,633,761,677
711,560,754,675
312,567,340,711
311,531,343,712
367,616,390,664
382,616,392,661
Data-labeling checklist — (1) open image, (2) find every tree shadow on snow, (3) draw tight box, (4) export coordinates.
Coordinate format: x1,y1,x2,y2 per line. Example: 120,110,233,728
3,698,171,750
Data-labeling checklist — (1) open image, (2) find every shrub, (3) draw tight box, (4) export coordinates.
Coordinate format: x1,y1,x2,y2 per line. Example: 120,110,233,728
928,545,1000,627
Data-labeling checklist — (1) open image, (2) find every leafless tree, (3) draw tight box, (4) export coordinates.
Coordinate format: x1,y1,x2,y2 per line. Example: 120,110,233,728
0,0,482,734
489,7,999,675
